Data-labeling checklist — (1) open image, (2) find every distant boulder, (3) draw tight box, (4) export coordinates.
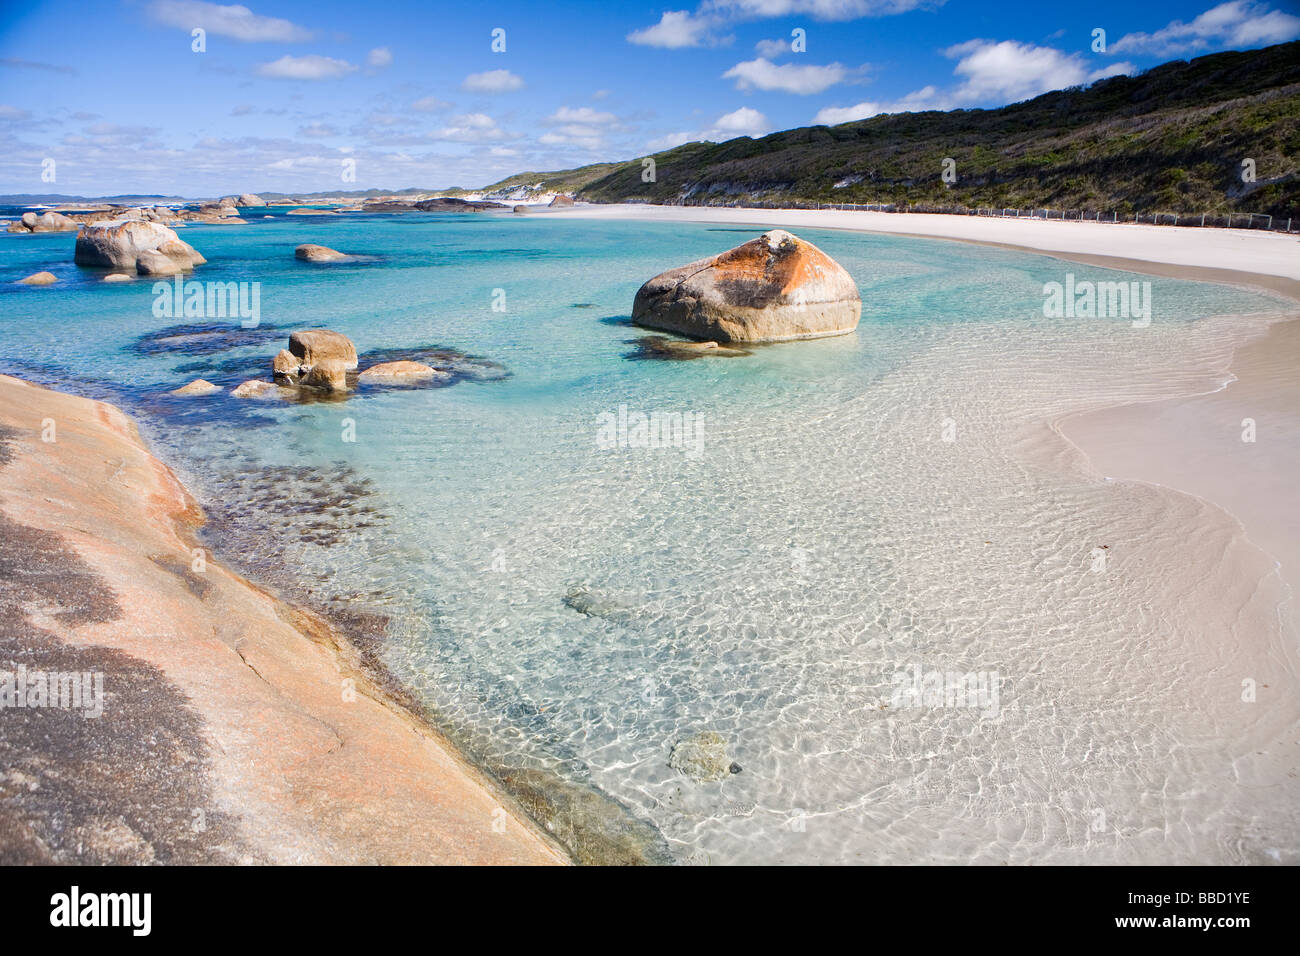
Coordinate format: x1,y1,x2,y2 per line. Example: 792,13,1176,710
295,243,349,262
549,195,575,207
632,230,860,344
8,211,78,234
237,193,265,206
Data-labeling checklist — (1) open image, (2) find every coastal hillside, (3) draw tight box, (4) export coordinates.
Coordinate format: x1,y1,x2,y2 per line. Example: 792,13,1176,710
483,41,1300,219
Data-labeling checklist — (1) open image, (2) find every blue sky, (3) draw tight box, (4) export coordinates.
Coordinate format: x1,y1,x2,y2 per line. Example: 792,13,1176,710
1,0,1297,196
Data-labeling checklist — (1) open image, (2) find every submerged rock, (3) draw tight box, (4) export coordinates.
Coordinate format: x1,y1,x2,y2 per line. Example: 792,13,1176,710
636,335,751,359
562,585,631,622
357,361,446,385
231,380,283,399
172,379,222,396
632,229,860,344
294,243,349,262
18,271,58,285
669,731,734,783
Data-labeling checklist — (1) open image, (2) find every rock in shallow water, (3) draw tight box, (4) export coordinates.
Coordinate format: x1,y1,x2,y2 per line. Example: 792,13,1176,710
289,329,358,369
669,731,734,782
172,379,222,396
74,219,205,273
357,361,446,385
632,229,861,344
18,271,58,285
294,243,350,262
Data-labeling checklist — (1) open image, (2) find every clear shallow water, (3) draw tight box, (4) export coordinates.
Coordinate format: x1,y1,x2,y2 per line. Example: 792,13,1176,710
3,211,1297,863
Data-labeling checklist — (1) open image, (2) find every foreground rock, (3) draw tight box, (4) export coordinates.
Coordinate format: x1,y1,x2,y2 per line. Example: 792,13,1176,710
74,220,205,274
632,229,861,343
357,361,445,385
171,379,221,396
18,271,58,286
0,374,567,864
295,243,349,262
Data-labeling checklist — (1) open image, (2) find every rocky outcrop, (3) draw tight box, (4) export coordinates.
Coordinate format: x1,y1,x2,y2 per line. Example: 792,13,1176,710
549,195,575,207
74,220,205,274
269,330,357,394
632,230,861,344
236,194,265,207
18,271,58,285
357,361,445,385
7,211,78,234
295,243,349,262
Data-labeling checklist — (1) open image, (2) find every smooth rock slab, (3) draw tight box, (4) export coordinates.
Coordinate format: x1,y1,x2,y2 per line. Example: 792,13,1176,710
18,271,58,285
632,229,861,343
357,361,445,385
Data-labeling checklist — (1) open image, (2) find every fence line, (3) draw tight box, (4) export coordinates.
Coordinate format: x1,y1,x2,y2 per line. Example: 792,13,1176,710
650,198,1295,233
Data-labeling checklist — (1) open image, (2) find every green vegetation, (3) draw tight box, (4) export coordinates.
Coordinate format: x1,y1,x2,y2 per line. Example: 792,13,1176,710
482,42,1300,220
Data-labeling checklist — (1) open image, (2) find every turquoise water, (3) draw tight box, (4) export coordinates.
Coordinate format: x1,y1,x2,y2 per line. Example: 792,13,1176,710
3,211,1295,863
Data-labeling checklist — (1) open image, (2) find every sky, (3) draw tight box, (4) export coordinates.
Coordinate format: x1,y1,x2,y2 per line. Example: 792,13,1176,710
0,0,1297,196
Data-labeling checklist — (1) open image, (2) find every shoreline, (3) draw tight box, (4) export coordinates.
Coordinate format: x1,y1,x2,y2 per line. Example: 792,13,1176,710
0,374,569,865
547,202,1300,624
4,206,1297,863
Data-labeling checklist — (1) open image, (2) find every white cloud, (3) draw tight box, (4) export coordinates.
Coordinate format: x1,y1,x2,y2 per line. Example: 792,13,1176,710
367,47,392,68
149,0,312,42
433,112,511,143
723,57,855,94
627,10,715,48
1111,1,1300,55
257,54,357,80
646,106,770,150
755,37,792,56
944,39,1090,102
707,0,930,20
411,96,451,112
298,122,338,138
813,85,946,123
711,106,769,134
0,104,32,121
461,69,524,93
1089,62,1138,81
546,106,618,125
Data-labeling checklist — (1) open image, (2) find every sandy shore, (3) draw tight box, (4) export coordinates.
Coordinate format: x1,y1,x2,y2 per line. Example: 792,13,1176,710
547,203,1300,630
0,375,567,865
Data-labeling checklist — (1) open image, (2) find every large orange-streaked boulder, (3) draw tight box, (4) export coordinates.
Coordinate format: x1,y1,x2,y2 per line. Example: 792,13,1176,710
632,230,860,343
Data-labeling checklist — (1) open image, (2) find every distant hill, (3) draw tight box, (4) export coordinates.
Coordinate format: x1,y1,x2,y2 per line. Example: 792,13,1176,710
481,41,1300,220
